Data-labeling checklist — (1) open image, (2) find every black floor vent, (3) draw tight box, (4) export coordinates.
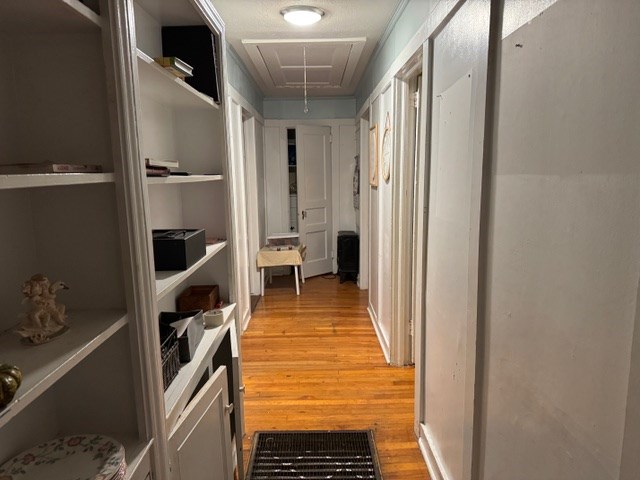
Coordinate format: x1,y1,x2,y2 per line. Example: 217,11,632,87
246,430,383,480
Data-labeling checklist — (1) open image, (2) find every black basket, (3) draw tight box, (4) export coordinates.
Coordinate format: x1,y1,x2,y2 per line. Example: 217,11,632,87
159,323,180,390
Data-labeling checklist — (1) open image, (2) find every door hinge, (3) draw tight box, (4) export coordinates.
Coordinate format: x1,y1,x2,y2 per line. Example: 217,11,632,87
329,134,333,143
409,317,414,337
413,91,420,109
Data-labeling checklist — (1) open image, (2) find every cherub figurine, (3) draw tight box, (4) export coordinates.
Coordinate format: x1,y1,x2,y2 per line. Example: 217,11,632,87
16,274,69,345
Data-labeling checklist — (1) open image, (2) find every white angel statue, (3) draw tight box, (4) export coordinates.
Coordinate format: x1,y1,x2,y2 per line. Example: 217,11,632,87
16,274,69,345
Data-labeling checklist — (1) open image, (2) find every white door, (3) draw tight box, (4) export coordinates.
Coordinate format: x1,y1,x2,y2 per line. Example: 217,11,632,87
296,125,333,278
168,366,234,480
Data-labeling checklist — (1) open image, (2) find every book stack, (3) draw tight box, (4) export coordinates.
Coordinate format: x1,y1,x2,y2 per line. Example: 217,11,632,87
145,158,179,177
0,162,102,174
153,56,193,79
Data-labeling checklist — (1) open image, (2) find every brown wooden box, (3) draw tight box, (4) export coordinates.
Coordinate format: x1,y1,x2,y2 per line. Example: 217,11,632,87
177,285,219,312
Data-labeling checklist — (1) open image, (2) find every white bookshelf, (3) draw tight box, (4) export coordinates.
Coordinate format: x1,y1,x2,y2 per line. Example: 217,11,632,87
137,49,218,110
0,309,127,429
0,1,156,477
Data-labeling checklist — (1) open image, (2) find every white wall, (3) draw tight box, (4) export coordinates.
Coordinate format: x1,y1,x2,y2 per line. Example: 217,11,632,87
479,0,640,478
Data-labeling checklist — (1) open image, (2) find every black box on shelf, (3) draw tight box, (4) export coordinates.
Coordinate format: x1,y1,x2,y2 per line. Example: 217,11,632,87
161,25,221,104
160,310,205,363
152,229,206,271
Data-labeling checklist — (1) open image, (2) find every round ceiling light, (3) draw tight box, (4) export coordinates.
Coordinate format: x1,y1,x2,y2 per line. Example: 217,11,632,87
281,6,325,26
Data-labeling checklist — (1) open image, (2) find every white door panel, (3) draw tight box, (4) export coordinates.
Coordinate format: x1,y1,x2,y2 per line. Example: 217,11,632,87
296,125,333,277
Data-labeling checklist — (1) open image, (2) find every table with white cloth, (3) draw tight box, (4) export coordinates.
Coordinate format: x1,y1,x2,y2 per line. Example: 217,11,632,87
256,244,306,295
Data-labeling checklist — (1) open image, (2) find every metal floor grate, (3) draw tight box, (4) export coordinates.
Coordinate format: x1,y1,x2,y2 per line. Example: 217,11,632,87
246,430,383,480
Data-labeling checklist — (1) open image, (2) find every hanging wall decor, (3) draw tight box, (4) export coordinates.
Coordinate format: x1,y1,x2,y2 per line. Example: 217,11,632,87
369,124,378,187
381,112,392,183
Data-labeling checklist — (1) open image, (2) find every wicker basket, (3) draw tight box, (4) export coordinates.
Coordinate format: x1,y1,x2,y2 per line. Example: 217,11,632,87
159,323,180,390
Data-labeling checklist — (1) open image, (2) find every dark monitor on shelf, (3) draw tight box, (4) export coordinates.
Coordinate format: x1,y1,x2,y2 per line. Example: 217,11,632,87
162,25,222,104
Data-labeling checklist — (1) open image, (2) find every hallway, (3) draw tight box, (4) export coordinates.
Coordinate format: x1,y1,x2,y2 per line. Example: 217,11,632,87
241,276,428,479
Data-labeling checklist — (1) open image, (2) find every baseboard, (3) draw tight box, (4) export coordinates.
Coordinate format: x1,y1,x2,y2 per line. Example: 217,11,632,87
367,305,391,363
418,423,451,480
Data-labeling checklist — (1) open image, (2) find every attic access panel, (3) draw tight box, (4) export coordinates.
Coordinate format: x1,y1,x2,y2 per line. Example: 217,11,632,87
242,38,366,92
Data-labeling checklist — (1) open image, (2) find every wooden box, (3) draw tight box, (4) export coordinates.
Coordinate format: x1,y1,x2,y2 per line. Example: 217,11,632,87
177,285,219,312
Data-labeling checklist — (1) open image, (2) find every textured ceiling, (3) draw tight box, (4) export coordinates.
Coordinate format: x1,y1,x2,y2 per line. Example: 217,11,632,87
212,0,403,97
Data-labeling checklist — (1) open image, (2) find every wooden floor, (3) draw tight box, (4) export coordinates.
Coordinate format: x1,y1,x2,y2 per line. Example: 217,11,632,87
240,275,429,479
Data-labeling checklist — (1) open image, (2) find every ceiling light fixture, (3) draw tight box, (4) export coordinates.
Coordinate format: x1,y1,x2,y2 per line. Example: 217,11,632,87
281,6,324,26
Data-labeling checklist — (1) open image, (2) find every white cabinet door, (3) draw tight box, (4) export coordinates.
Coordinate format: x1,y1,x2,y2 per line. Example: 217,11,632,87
169,366,234,480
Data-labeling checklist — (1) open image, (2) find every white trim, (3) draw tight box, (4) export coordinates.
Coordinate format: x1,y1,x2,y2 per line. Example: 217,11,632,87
357,115,370,290
242,117,262,297
413,46,431,436
103,0,170,477
227,84,264,124
367,305,391,364
390,51,423,367
419,423,451,480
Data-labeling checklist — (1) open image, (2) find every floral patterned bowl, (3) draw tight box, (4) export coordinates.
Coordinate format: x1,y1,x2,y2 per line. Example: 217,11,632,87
0,434,125,480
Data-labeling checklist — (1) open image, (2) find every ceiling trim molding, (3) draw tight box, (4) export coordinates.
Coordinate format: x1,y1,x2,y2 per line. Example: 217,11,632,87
373,0,411,60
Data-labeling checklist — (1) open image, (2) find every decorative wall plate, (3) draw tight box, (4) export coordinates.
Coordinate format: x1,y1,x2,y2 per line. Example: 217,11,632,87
0,434,125,480
381,112,392,182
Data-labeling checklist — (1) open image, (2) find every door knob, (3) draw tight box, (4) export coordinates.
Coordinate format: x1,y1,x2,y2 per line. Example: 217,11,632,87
225,403,234,415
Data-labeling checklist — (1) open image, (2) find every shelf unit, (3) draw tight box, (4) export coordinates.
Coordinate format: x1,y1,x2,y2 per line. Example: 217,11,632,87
0,1,241,480
131,0,243,479
0,2,155,480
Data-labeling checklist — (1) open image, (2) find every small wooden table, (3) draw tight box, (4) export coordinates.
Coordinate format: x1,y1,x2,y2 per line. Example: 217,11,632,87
256,244,306,296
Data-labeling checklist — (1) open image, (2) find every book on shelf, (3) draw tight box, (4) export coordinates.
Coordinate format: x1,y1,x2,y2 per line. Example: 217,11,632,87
153,56,193,78
145,157,179,169
146,165,170,177
0,163,103,174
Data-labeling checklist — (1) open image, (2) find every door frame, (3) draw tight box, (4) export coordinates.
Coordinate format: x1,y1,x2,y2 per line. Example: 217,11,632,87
391,50,424,367
264,118,356,274
227,85,264,331
358,113,370,290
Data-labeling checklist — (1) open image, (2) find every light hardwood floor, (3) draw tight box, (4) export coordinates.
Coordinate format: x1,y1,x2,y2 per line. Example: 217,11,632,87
241,275,429,479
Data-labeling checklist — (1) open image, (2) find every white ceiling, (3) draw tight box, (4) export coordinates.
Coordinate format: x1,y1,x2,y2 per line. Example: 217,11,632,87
213,0,403,97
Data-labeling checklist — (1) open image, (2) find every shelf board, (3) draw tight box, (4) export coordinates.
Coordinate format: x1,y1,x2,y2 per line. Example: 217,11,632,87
137,50,219,110
60,0,101,28
0,173,115,190
120,436,153,480
155,241,228,299
164,304,236,429
147,174,223,185
0,0,101,34
0,309,128,429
